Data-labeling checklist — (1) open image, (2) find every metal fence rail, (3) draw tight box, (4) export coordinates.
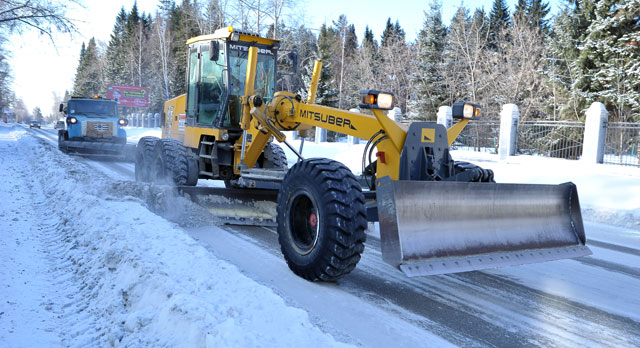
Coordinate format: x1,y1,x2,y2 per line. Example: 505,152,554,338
604,122,640,167
452,120,500,153
517,121,585,160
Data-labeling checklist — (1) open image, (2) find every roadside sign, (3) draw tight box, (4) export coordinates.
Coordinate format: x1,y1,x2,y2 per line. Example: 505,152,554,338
107,85,150,108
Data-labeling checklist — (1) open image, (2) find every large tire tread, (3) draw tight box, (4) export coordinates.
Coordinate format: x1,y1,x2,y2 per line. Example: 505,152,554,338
153,138,188,186
277,158,367,282
135,136,159,182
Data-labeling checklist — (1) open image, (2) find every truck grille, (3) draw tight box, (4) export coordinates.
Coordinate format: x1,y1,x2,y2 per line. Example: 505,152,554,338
86,121,114,138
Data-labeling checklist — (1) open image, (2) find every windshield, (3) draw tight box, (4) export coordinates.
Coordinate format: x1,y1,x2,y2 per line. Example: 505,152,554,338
68,100,117,117
226,43,276,128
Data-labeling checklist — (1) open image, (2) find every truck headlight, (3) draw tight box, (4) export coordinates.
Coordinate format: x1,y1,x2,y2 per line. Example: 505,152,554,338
67,117,78,124
118,118,129,126
452,102,481,120
359,90,395,110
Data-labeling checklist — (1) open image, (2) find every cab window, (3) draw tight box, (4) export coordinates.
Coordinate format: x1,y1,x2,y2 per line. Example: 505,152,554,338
197,44,227,125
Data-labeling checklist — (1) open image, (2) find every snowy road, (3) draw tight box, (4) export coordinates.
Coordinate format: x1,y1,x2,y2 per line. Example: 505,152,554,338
9,125,640,347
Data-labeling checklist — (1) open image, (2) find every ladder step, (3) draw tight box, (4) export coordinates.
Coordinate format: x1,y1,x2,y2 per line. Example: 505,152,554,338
200,141,215,145
199,154,214,159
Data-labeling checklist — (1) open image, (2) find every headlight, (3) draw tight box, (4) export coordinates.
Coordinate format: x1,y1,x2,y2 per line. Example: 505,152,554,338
452,102,481,120
118,118,128,126
359,90,395,110
67,117,78,124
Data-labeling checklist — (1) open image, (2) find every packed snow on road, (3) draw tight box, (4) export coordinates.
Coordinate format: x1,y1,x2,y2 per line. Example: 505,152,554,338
1,123,639,347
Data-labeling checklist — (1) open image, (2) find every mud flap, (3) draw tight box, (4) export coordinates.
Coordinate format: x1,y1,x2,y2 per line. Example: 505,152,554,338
376,176,592,277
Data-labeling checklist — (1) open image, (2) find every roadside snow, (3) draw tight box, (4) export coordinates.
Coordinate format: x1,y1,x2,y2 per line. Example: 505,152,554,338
0,124,351,347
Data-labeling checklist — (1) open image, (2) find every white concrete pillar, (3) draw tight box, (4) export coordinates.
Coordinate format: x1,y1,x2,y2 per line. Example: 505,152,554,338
499,104,520,160
154,113,160,127
581,102,609,163
437,106,453,129
347,108,360,145
314,127,327,143
387,107,402,122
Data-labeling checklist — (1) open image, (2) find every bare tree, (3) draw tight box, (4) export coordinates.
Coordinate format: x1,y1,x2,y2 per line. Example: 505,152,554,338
0,0,80,41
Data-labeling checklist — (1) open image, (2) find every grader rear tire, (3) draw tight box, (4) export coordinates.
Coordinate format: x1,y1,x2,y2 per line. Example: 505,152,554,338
135,136,159,182
151,138,188,186
261,142,288,169
277,158,367,281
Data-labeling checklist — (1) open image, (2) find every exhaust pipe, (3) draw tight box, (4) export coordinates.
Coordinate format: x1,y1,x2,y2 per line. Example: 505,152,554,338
376,176,592,277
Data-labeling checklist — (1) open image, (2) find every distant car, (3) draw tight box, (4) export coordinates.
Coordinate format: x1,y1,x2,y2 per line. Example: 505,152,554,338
54,121,65,130
29,121,41,129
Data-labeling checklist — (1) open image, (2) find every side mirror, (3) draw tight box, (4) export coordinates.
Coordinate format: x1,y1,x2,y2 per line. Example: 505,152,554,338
209,41,219,62
59,103,64,113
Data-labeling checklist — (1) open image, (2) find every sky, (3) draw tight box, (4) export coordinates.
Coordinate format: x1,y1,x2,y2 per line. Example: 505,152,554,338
7,0,562,117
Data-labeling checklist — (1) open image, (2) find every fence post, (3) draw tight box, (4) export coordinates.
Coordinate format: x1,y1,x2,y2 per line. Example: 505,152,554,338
388,107,402,122
154,113,160,128
315,126,327,143
437,106,453,129
499,104,520,160
581,102,608,163
347,108,360,145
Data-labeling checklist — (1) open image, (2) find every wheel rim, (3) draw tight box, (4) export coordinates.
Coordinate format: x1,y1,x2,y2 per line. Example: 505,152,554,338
288,190,320,255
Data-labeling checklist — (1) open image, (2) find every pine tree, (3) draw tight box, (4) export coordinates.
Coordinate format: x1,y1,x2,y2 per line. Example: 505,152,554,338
408,0,447,120
579,0,640,121
489,0,510,48
546,0,598,119
313,23,338,107
105,7,128,85
73,38,103,96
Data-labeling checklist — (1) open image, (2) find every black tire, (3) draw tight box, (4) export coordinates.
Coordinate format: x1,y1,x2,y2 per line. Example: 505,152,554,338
277,158,367,281
57,131,68,154
135,136,159,182
261,142,288,169
453,161,495,182
225,143,287,188
151,138,188,185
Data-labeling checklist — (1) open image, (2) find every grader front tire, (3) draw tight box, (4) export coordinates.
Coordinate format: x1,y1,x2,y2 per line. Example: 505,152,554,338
277,158,367,281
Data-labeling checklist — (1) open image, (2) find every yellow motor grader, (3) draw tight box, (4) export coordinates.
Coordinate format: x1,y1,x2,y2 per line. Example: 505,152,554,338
135,27,591,281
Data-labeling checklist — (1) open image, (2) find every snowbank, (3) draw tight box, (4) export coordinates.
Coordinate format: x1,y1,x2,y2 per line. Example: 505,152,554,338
0,124,351,347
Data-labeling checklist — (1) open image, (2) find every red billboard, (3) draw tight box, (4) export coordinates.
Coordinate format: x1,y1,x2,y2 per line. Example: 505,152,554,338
107,84,150,108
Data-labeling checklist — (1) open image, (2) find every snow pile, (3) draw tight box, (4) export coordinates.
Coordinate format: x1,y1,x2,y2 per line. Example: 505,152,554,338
0,126,351,347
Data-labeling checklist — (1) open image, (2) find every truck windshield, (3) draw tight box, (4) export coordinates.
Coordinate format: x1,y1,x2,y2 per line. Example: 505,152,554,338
68,100,117,117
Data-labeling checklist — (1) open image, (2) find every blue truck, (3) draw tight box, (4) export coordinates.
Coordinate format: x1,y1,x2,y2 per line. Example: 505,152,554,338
58,96,135,159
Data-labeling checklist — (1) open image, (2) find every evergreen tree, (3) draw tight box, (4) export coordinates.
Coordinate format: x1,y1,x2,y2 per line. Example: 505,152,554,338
579,0,640,121
489,0,511,48
312,23,338,107
547,0,598,119
409,0,447,120
381,18,395,48
105,7,128,85
73,38,103,96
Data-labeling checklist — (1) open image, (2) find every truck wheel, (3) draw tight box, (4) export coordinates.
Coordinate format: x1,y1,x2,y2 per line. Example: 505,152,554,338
152,138,188,185
277,158,367,281
261,142,288,169
58,131,68,154
135,136,159,182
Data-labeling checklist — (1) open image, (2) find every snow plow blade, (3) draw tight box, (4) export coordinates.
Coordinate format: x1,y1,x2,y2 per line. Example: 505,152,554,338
376,177,592,277
178,186,278,226
62,140,136,160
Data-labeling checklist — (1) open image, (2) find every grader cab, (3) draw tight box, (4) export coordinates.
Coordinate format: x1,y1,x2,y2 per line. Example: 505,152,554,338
135,27,591,281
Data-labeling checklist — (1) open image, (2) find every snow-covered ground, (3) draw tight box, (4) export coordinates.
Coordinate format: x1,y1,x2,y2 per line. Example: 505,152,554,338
2,125,639,347
0,124,351,347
